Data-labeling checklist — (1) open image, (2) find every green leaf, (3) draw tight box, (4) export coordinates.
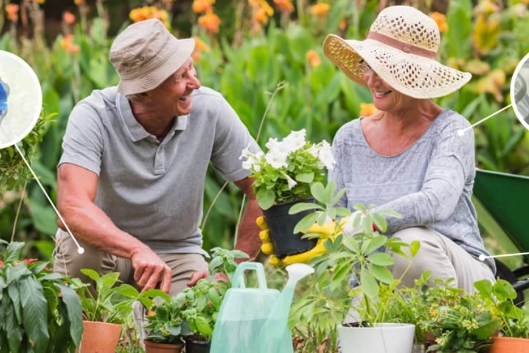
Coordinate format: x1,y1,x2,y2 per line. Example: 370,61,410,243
57,283,84,347
359,267,378,298
409,240,421,257
20,276,49,353
367,252,394,267
368,264,394,285
293,213,318,234
256,187,275,210
5,242,25,263
364,236,387,254
296,172,314,183
289,202,320,214
342,236,360,254
306,181,322,197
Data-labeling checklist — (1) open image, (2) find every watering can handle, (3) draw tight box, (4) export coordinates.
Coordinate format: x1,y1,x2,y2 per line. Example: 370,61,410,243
231,262,268,289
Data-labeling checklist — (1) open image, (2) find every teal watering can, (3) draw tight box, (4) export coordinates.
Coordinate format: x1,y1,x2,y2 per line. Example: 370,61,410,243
210,262,314,353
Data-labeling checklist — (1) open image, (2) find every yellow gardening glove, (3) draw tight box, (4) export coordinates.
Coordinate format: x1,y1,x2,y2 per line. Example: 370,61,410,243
256,216,341,266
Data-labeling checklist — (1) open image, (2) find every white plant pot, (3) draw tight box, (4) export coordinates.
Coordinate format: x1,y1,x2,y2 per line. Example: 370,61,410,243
337,323,415,353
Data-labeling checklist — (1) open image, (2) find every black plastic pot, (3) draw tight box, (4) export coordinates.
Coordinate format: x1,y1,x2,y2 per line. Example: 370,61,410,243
262,198,317,258
184,336,210,353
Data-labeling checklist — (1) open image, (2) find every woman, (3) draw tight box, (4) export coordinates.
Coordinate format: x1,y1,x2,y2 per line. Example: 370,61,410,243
323,5,495,292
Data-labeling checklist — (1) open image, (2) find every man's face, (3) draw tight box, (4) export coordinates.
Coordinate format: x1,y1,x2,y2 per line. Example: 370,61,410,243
150,58,201,117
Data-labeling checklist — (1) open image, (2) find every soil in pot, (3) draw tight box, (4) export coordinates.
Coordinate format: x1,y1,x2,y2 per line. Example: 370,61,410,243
144,339,184,353
185,336,210,353
262,198,317,258
76,321,122,353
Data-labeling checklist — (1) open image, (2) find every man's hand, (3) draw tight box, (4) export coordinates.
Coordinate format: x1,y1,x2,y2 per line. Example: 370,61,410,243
257,216,339,266
130,248,173,292
187,270,210,286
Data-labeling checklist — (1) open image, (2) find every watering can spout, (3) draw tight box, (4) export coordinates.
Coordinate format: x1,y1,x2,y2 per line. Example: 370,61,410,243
263,263,314,338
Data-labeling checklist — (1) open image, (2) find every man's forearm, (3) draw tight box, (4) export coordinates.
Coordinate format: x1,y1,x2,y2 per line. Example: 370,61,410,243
234,197,262,259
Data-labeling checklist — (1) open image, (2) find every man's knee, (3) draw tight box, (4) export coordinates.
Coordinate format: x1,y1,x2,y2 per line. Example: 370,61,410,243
52,231,118,283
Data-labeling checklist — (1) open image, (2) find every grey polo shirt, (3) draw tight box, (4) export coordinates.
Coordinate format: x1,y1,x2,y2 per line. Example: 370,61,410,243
59,86,260,255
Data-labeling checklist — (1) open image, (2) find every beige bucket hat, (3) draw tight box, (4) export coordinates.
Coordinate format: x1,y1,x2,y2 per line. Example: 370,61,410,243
110,19,195,96
323,6,471,99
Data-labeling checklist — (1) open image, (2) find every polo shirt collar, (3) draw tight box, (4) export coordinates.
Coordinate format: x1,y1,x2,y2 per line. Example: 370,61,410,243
116,93,189,143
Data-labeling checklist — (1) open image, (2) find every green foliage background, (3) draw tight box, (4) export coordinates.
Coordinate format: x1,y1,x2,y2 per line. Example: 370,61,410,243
0,0,528,262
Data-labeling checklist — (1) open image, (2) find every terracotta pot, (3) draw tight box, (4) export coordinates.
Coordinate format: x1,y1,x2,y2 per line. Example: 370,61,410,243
76,321,122,353
490,336,529,353
144,339,184,353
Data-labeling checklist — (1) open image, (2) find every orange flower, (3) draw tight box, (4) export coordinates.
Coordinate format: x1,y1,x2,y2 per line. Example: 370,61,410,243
61,34,81,54
359,103,378,117
339,18,348,31
310,2,330,17
198,11,221,34
6,4,19,22
192,36,210,61
74,0,85,5
129,7,171,28
274,0,294,14
63,11,76,25
429,12,448,33
193,0,214,14
306,50,321,67
253,7,269,25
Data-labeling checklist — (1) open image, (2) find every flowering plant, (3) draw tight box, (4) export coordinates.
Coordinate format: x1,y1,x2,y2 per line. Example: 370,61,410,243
474,278,529,339
240,129,335,210
413,278,499,352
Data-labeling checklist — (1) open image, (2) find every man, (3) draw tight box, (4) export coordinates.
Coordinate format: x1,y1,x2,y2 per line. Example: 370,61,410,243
53,18,262,296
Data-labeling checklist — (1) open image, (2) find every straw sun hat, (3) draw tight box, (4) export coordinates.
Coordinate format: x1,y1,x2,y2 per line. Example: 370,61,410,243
323,6,471,99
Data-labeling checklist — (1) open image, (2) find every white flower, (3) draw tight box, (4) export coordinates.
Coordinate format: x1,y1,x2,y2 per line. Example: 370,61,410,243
240,146,264,171
317,140,335,170
307,145,319,158
265,149,288,169
282,129,307,154
285,174,297,189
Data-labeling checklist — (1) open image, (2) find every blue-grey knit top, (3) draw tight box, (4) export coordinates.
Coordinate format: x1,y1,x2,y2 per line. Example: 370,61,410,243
329,109,495,273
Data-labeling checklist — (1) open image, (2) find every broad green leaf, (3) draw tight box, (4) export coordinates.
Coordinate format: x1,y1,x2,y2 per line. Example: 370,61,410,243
359,268,378,298
296,172,314,183
289,202,320,214
20,276,49,353
57,283,84,347
294,213,319,234
368,264,394,284
367,252,394,267
256,188,275,210
364,236,387,254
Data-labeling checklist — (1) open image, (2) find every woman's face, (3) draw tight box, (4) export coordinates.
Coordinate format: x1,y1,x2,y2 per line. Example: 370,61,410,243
361,63,416,114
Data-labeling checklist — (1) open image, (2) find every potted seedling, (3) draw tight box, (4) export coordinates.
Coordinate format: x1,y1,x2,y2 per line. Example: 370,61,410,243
73,269,159,353
143,292,185,353
0,241,83,353
289,181,419,353
176,247,248,353
475,278,529,353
